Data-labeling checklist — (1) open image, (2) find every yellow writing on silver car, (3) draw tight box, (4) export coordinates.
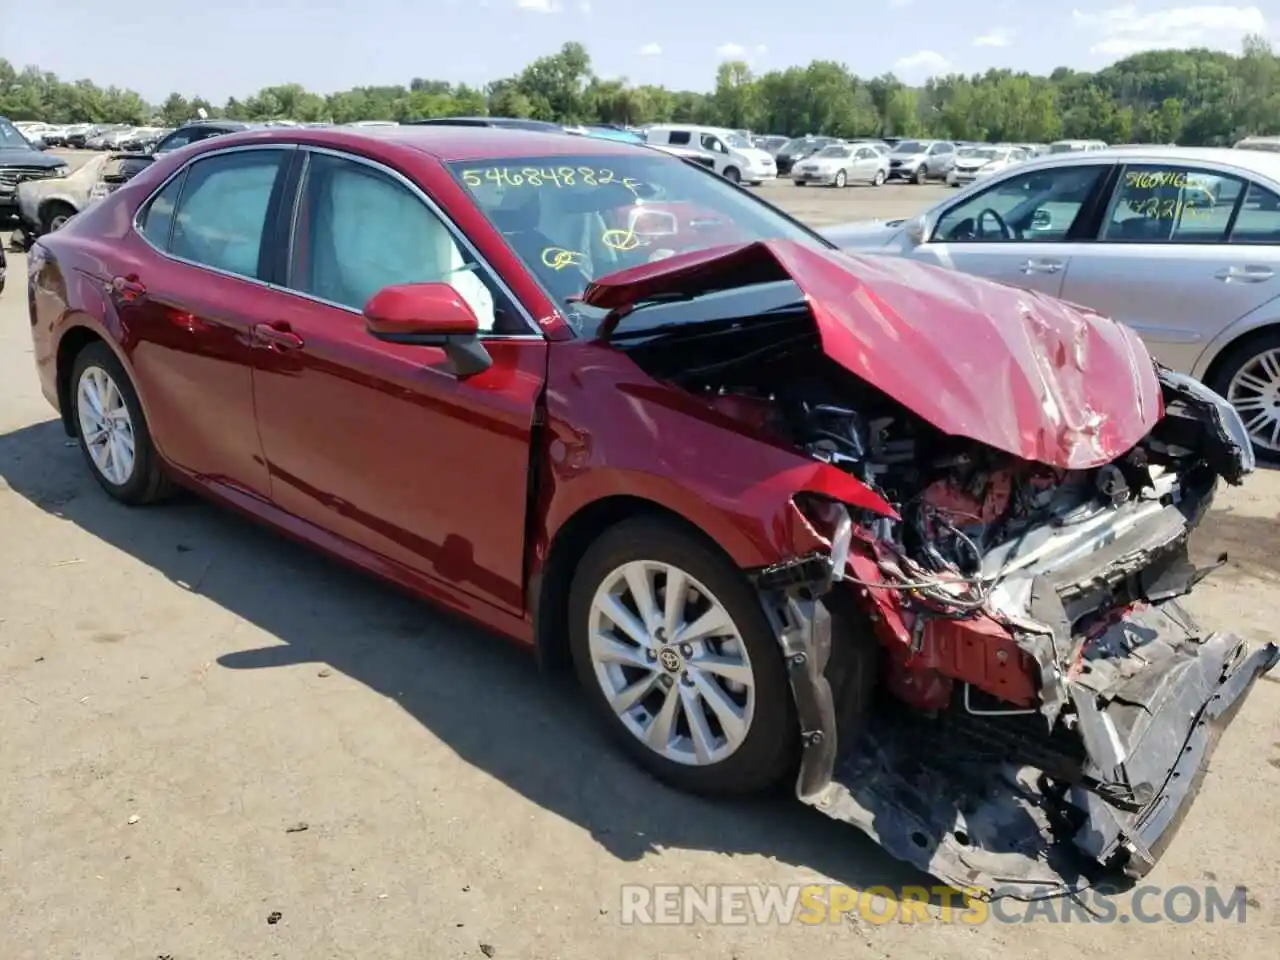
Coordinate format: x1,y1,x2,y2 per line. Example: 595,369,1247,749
1124,170,1190,189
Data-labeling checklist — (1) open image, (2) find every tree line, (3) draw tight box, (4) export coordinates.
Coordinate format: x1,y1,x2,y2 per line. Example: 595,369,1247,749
4,36,1280,146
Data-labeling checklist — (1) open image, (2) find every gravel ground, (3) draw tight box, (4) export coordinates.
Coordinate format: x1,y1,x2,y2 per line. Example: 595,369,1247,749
1,155,1278,959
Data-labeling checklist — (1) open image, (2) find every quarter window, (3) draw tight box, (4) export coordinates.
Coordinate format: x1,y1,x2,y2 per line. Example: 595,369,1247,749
167,150,287,279
137,169,186,249
1100,165,1244,243
286,152,519,333
666,131,692,146
932,165,1106,242
1228,182,1280,244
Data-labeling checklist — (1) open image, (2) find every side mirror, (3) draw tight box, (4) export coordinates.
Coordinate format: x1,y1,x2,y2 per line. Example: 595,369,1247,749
363,282,492,378
904,214,929,246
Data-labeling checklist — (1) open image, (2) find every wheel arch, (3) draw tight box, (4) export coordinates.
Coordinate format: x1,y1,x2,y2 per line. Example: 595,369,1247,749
1195,317,1280,390
531,494,752,671
55,325,108,436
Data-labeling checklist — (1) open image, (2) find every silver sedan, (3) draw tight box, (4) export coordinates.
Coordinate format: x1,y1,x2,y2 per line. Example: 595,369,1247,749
791,143,889,188
823,146,1280,456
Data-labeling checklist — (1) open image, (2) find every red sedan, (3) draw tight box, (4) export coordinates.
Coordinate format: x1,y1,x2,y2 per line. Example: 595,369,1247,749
25,126,1277,897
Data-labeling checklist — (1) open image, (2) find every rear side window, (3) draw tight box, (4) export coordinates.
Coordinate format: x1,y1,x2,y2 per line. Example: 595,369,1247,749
1100,166,1245,244
666,130,691,145
167,149,288,279
137,170,186,249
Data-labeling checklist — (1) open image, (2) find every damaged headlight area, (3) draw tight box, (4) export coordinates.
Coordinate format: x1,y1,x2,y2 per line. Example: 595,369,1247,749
714,358,1274,898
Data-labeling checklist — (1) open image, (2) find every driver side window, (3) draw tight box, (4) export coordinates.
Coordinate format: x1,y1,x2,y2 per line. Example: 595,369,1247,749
701,133,727,154
931,164,1107,243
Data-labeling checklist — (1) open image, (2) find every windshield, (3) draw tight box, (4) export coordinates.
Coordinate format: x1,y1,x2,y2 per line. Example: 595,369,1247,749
723,132,751,149
1049,142,1082,153
958,147,1000,159
892,140,925,154
450,153,827,336
0,120,33,149
781,138,813,153
816,145,850,158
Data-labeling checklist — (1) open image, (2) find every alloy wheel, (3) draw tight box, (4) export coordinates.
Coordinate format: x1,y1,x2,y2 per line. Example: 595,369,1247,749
76,365,137,486
1226,347,1280,453
586,559,756,767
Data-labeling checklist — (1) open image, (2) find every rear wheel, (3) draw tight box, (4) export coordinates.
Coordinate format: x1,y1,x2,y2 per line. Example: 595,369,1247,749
568,517,797,796
70,342,175,504
1209,329,1280,458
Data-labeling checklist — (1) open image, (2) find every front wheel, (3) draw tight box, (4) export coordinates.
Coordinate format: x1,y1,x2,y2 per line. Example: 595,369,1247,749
70,342,175,504
833,170,847,188
722,166,741,185
872,169,886,187
568,517,797,796
913,166,927,185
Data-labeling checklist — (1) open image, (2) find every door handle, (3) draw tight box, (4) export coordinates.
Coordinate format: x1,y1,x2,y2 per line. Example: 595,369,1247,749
1214,265,1274,283
1019,258,1063,275
252,322,304,350
110,274,146,302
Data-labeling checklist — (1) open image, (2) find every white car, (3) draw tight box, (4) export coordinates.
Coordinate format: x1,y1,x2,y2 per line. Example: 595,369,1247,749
946,145,1029,187
823,146,1280,455
644,124,776,185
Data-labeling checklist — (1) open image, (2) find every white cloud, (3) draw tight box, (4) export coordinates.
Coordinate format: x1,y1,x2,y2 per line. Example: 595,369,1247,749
893,49,950,77
889,0,913,7
1072,5,1267,56
516,0,562,12
716,42,748,57
755,43,768,53
973,27,1015,47
639,42,662,55
579,0,591,10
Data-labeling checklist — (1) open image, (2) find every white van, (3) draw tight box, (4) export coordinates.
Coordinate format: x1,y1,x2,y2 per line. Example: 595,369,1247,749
644,125,776,184
1047,139,1108,153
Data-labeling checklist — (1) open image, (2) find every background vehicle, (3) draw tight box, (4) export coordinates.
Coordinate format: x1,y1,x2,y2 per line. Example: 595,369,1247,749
772,135,839,175
946,144,1029,186
790,142,888,187
643,124,776,184
25,125,1273,899
823,146,1280,456
151,120,251,155
1,117,70,225
1048,139,1108,153
752,134,789,155
405,116,563,131
886,139,956,183
15,152,154,245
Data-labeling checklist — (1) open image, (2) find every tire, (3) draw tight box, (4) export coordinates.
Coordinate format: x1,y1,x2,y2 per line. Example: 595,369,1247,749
834,170,847,188
722,166,741,185
793,181,806,187
42,201,77,234
913,166,927,185
568,516,798,797
69,341,175,505
1206,328,1280,460
872,170,886,187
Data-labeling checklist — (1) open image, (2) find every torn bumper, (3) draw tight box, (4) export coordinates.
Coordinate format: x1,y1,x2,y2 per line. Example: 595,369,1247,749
769,586,1278,899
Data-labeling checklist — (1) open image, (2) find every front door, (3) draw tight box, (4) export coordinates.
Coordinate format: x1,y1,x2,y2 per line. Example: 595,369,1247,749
911,162,1113,298
250,149,546,616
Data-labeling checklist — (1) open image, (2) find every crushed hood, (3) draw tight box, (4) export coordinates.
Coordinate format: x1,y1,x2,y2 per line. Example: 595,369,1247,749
584,240,1163,469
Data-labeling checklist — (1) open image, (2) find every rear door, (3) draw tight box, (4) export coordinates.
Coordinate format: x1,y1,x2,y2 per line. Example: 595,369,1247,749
1058,162,1280,371
910,162,1114,297
116,145,295,500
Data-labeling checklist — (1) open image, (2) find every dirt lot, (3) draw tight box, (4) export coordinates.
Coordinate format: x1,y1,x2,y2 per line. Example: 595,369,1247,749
1,157,1279,959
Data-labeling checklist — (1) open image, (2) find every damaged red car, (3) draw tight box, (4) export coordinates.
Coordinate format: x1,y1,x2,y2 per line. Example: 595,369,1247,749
27,126,1277,898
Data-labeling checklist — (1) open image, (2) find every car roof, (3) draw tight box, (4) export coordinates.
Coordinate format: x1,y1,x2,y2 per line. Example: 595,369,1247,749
191,125,651,162
1016,144,1280,179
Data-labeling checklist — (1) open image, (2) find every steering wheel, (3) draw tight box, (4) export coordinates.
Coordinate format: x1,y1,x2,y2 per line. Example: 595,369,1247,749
976,207,1013,240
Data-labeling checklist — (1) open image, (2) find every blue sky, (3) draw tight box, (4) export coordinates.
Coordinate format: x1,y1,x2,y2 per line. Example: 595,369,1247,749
1,1,1274,101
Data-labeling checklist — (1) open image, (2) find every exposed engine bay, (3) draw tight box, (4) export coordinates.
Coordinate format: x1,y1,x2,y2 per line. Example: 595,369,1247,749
613,304,1277,898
